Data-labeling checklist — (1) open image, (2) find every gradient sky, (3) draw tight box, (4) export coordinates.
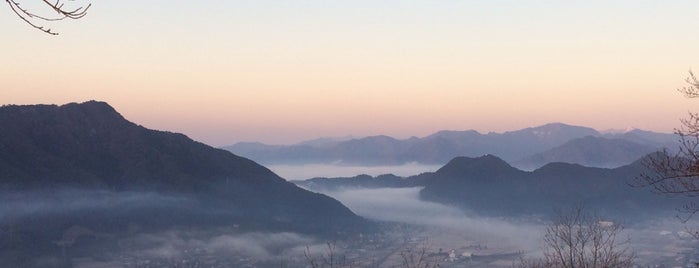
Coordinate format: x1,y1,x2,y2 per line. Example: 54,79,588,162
3,1,699,146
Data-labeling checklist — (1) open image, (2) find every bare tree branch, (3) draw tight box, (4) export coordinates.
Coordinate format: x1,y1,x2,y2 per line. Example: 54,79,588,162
5,0,91,35
397,241,441,268
518,207,635,268
304,241,357,268
635,71,699,222
679,70,699,98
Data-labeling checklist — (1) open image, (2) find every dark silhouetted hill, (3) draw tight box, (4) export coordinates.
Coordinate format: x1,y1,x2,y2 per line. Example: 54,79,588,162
0,101,367,236
418,155,686,218
294,153,687,219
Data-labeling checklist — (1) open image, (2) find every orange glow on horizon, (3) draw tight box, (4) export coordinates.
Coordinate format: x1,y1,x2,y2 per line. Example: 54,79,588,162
2,1,699,145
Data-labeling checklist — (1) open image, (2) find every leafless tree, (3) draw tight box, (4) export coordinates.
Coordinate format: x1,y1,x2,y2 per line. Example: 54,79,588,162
5,0,91,35
519,207,634,268
304,242,357,268
304,240,441,268
636,70,699,223
396,242,441,268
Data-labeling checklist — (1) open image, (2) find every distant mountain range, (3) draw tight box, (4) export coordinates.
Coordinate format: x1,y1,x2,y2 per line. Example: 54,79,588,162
294,154,688,219
513,136,660,170
0,101,367,236
225,123,678,169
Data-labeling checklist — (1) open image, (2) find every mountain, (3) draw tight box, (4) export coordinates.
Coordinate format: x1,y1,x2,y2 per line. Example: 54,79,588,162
418,155,686,218
0,101,367,236
513,136,661,170
225,123,601,165
294,154,687,219
603,128,678,147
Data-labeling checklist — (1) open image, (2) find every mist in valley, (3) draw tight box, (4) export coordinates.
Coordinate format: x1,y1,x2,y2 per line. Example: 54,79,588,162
322,187,542,248
0,188,346,267
6,0,699,266
268,163,441,181
312,186,699,267
2,185,699,267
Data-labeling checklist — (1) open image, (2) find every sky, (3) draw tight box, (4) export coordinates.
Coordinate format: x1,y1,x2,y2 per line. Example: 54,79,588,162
3,0,699,146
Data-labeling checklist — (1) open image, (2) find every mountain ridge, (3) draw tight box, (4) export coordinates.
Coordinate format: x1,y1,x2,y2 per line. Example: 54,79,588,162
0,101,367,235
225,123,676,167
294,154,688,219
513,136,661,170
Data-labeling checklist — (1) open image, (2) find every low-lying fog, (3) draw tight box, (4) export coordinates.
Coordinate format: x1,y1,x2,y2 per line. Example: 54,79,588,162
325,187,542,247
3,187,698,267
0,189,337,267
313,186,699,267
267,163,442,180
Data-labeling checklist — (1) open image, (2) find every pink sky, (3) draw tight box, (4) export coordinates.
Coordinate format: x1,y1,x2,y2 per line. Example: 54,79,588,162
2,1,699,145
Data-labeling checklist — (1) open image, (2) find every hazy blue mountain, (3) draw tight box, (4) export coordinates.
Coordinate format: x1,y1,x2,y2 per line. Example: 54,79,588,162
418,155,685,219
513,136,660,170
604,129,678,148
0,101,367,236
294,154,686,220
229,141,284,154
326,135,413,165
298,136,355,148
225,123,602,165
226,142,326,165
